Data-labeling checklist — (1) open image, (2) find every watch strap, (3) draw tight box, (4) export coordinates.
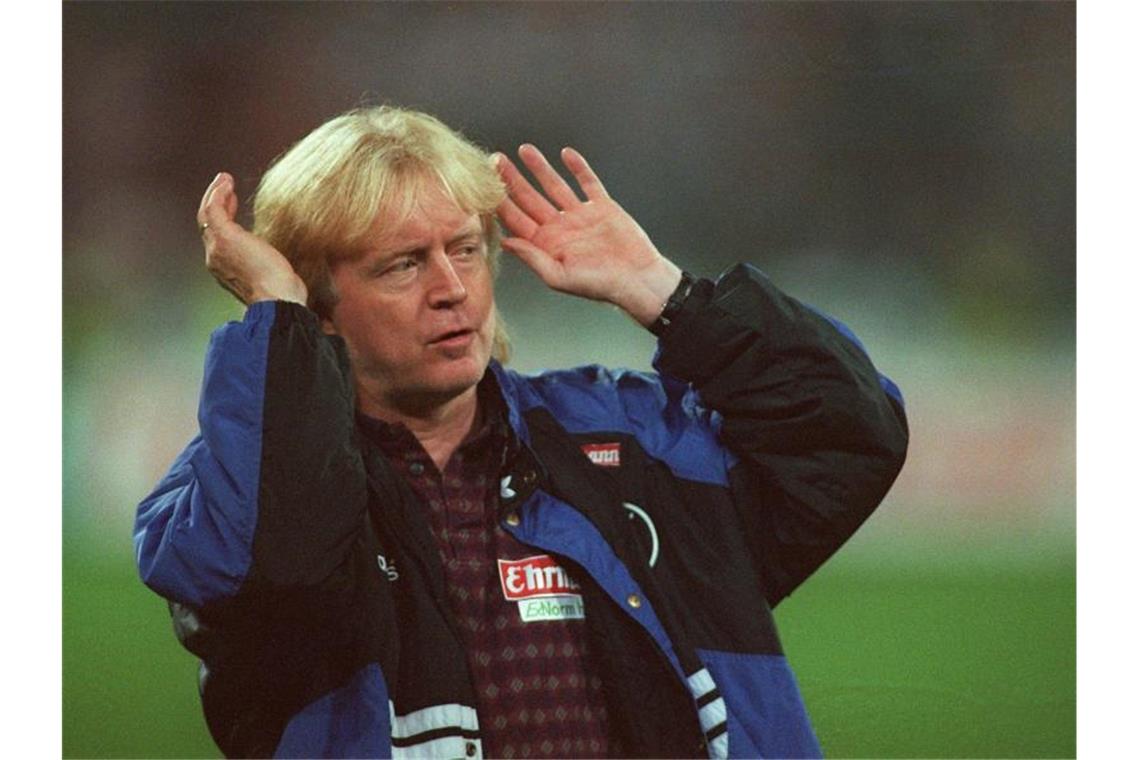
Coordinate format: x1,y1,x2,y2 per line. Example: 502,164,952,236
648,270,696,337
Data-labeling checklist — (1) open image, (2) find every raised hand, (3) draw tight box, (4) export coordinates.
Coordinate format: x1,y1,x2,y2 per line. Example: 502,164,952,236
494,145,682,327
197,172,308,306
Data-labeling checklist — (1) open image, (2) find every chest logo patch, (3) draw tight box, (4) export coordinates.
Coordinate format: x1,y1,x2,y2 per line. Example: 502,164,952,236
497,555,585,622
582,442,621,467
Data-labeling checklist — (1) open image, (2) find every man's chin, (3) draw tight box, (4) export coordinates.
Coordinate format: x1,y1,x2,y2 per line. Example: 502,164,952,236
430,340,493,382
356,352,492,419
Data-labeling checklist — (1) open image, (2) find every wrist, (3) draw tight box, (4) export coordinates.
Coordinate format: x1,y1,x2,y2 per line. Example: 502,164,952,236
647,270,697,337
250,274,308,306
618,258,683,328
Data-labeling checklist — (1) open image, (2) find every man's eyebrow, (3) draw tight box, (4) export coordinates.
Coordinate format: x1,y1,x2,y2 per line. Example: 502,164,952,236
365,220,484,264
373,242,427,261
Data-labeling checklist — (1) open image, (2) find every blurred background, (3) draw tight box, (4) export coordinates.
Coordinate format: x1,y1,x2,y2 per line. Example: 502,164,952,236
63,2,1074,757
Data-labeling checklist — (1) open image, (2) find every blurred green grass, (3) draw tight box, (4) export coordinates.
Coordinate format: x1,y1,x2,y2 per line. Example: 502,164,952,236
776,558,1075,758
63,546,1074,758
63,547,217,759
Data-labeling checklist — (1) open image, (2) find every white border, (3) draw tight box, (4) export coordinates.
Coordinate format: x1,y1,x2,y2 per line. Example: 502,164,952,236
1076,3,1135,755
5,3,62,755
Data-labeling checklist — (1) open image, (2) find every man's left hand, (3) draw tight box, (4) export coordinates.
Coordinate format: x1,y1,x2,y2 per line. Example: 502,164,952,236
494,145,682,328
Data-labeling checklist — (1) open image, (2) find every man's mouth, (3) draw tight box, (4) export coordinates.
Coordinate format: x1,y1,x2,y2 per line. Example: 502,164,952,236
428,328,475,347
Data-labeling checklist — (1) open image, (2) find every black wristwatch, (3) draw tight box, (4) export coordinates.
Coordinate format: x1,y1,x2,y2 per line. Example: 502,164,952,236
648,270,696,337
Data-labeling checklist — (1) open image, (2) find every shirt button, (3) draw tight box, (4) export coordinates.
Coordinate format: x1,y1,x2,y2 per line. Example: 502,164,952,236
408,462,425,476
505,512,520,527
465,741,478,757
627,593,642,609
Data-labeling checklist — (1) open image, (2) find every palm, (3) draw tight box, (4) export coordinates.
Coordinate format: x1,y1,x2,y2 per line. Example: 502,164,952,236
528,202,644,293
494,145,675,315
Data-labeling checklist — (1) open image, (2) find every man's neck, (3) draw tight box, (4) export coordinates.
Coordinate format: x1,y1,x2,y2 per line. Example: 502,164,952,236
357,384,481,472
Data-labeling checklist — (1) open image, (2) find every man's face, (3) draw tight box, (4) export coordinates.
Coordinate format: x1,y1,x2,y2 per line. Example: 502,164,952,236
323,187,496,414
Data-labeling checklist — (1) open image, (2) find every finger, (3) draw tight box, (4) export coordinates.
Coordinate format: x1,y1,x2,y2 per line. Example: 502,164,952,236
201,173,236,231
197,172,224,225
493,152,560,225
501,237,562,288
518,144,581,210
561,147,610,201
495,196,540,240
223,178,239,220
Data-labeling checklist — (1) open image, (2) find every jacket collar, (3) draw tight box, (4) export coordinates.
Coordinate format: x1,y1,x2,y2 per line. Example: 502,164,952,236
487,360,531,444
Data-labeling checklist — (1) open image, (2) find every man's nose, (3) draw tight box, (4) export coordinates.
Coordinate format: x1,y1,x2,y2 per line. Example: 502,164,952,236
425,251,468,307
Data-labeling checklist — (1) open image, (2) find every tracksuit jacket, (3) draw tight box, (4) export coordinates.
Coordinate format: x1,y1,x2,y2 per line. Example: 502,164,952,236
134,263,909,759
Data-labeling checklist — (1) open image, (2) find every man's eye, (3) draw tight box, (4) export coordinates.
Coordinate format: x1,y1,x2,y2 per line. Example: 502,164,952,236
387,257,418,274
453,244,480,259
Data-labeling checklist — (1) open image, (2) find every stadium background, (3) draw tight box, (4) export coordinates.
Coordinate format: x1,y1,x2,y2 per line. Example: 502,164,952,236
62,3,1074,757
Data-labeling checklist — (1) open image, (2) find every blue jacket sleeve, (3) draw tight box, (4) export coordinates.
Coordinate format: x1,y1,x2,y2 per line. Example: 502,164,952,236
133,301,368,609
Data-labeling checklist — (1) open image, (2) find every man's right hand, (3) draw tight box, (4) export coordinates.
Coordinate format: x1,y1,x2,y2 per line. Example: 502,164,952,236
197,172,308,306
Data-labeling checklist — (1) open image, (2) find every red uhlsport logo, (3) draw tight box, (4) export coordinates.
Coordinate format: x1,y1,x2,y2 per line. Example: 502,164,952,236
497,555,582,600
581,442,621,467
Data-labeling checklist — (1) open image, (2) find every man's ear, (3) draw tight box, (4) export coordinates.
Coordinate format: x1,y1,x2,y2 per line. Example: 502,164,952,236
320,316,339,336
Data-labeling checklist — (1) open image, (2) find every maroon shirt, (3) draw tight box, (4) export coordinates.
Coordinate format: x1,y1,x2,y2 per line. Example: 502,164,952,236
362,400,610,759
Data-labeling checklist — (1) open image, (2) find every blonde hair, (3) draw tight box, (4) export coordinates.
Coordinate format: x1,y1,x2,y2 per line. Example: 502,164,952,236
252,105,510,361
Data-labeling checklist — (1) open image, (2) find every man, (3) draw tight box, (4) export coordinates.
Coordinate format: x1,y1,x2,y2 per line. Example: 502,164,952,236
135,106,908,759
